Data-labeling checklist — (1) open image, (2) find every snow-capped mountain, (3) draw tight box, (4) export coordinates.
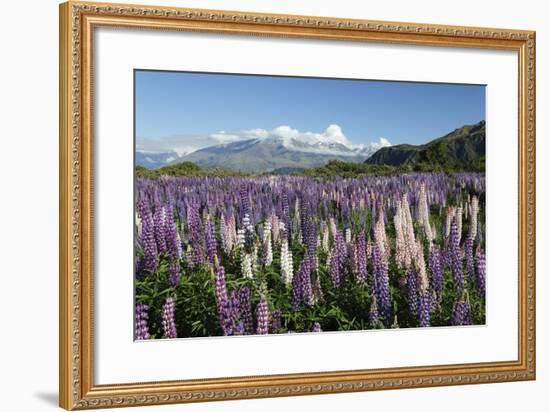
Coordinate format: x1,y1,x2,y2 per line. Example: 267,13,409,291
136,125,391,172
267,125,388,157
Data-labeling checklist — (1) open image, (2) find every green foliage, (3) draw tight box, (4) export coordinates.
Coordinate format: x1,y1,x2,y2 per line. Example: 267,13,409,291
300,160,404,178
295,154,484,178
136,162,250,178
136,255,221,338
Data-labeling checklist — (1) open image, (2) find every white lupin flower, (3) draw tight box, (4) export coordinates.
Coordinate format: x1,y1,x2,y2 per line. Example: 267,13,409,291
469,196,479,240
393,203,406,269
252,245,259,274
220,214,227,252
417,184,433,243
445,206,457,238
329,217,337,242
176,231,183,258
262,222,273,266
280,239,293,286
321,223,329,252
345,228,352,244
270,214,280,245
135,211,142,238
228,214,237,252
242,214,252,231
241,253,253,279
456,206,463,243
415,240,429,293
401,194,416,268
236,228,245,249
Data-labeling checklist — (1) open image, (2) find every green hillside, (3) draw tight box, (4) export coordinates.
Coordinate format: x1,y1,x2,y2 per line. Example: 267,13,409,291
365,121,485,172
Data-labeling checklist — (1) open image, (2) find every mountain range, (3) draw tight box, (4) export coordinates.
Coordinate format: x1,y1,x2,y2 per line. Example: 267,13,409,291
136,121,485,174
136,125,390,172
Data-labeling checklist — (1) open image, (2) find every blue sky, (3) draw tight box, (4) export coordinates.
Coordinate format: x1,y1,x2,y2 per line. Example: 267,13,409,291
135,70,485,146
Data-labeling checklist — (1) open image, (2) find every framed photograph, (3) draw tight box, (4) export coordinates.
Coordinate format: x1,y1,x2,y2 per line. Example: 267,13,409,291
59,1,536,410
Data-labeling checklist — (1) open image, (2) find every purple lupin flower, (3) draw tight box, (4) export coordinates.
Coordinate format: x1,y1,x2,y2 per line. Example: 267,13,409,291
140,203,158,273
300,199,317,269
255,295,269,335
429,245,443,300
464,235,475,280
204,218,218,265
239,183,251,222
451,292,473,326
300,258,314,307
368,296,380,329
356,231,368,285
229,290,246,336
406,266,418,317
186,204,203,267
312,322,322,332
281,191,291,240
153,205,167,254
135,303,150,340
292,256,314,310
372,243,391,326
348,242,358,274
238,287,254,334
270,309,282,333
214,264,233,335
475,246,486,297
329,230,346,288
418,291,431,327
161,297,177,338
164,205,180,260
168,260,180,288
449,218,464,294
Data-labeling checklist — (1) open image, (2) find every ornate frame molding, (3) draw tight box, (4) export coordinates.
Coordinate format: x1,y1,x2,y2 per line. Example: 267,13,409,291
59,1,536,410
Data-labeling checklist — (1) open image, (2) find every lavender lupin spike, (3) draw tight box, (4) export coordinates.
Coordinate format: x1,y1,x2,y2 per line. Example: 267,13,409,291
356,231,368,285
214,263,233,335
238,287,254,334
372,243,391,326
429,245,443,300
168,260,180,288
464,234,475,280
255,295,269,335
418,291,431,327
140,203,158,273
204,218,218,265
186,203,203,267
406,266,418,317
329,230,346,288
475,246,486,297
164,205,180,260
451,291,473,326
153,205,167,254
449,217,464,294
161,297,177,339
135,304,150,340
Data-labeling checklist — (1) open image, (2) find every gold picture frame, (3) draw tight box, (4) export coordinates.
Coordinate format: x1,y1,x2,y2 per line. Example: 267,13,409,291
59,1,536,409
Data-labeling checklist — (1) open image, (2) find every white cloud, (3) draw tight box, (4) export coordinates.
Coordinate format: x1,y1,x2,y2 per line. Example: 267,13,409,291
137,124,391,157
